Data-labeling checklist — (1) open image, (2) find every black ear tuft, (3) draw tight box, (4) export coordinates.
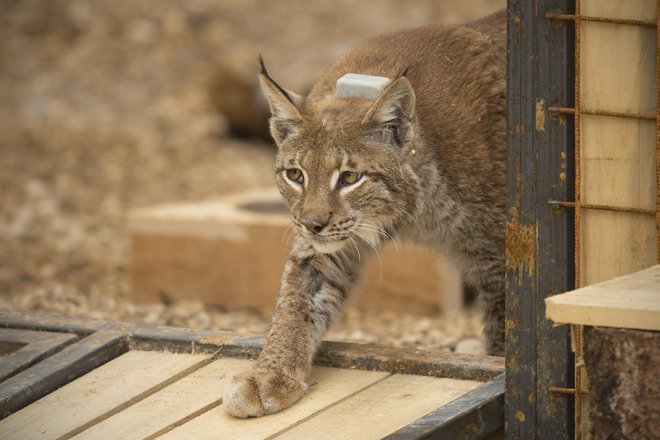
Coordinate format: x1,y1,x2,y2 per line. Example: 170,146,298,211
258,53,267,76
258,54,295,106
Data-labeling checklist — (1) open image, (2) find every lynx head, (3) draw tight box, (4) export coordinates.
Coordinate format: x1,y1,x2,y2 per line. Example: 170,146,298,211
259,59,421,254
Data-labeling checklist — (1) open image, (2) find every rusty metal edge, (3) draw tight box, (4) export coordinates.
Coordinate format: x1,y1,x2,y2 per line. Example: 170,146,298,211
383,374,505,440
0,329,79,382
0,311,504,382
0,330,127,419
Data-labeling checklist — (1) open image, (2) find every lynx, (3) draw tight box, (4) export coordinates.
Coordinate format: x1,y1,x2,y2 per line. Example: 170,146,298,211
224,10,506,418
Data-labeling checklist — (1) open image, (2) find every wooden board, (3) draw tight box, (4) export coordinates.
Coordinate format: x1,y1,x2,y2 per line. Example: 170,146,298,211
160,366,390,440
275,374,481,440
71,357,251,440
579,0,658,286
0,350,209,440
546,265,660,330
129,190,450,315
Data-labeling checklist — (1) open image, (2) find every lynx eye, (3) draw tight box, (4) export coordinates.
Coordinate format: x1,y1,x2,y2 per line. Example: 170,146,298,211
339,171,362,187
285,168,304,184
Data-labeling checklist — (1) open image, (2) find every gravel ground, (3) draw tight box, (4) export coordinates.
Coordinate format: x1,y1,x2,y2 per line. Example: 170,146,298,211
0,0,502,354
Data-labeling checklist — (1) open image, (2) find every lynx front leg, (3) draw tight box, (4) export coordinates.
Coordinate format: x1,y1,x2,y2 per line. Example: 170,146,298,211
224,243,360,418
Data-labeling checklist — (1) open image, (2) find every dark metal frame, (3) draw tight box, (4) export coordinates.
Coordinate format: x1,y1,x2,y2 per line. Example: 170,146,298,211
0,311,503,439
506,1,575,439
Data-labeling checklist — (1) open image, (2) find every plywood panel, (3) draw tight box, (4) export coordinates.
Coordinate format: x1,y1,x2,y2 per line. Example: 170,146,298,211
581,117,655,209
579,1,658,285
71,357,250,440
160,367,390,440
582,0,658,22
581,17,656,114
0,351,210,440
275,375,481,440
581,210,657,286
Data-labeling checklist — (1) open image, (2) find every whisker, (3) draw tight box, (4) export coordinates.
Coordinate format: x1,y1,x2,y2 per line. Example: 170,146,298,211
360,221,399,251
281,223,294,244
348,236,361,263
354,230,383,283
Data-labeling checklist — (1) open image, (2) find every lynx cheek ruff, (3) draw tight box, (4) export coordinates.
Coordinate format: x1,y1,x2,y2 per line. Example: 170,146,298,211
335,73,392,100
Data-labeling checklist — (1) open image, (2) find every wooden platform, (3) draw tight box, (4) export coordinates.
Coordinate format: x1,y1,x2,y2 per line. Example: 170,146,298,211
545,264,660,331
0,312,504,439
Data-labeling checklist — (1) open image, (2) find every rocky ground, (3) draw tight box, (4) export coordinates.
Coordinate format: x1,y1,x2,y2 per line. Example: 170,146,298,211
0,0,503,354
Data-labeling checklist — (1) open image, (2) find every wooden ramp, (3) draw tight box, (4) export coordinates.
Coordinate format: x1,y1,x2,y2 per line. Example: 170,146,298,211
0,313,504,439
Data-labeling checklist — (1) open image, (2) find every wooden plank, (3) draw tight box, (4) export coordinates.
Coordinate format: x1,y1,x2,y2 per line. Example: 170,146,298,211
546,265,660,330
274,374,481,440
506,1,574,439
160,367,390,440
0,351,209,440
0,330,126,418
71,357,251,440
0,329,77,381
384,374,504,440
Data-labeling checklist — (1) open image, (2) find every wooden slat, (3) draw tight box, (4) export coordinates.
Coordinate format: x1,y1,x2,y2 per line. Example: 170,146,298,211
0,330,126,418
0,329,77,381
274,374,481,440
71,357,251,440
0,350,209,440
159,366,390,440
546,265,660,330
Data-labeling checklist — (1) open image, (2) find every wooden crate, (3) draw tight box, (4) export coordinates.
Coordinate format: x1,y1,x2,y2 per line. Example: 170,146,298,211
0,312,504,439
129,190,462,314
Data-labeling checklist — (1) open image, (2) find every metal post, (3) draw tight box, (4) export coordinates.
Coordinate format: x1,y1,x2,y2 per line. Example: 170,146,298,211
506,1,575,438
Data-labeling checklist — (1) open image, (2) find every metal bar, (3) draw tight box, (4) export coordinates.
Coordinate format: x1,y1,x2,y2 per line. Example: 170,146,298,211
656,9,660,264
0,331,126,418
549,386,590,396
545,11,657,28
549,106,656,121
572,1,585,437
548,200,656,216
315,341,503,382
506,1,574,439
383,374,505,440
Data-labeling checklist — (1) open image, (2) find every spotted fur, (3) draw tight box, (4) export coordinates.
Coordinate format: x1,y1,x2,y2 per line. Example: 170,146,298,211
224,10,506,418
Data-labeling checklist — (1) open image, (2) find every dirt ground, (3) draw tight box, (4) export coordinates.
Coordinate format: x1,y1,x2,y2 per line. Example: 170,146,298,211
0,0,503,354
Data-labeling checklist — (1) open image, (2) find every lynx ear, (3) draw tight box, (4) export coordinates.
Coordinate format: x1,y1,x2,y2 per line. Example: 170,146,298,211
258,56,305,145
361,77,416,148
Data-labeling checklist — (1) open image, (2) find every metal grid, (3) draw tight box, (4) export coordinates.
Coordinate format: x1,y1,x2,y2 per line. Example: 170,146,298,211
544,3,659,438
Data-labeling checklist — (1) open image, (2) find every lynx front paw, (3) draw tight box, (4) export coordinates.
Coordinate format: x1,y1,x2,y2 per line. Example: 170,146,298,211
223,368,307,418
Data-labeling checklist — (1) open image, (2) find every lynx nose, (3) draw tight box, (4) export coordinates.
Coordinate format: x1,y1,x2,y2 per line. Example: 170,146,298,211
301,213,329,234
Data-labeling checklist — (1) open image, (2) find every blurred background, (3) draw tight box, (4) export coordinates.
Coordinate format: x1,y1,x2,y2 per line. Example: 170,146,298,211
0,0,503,354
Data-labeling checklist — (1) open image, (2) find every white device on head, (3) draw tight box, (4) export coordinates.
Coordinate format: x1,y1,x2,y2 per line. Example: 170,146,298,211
335,73,391,100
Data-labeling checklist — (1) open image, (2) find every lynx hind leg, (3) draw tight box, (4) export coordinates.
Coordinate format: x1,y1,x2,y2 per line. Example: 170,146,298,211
466,258,505,356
